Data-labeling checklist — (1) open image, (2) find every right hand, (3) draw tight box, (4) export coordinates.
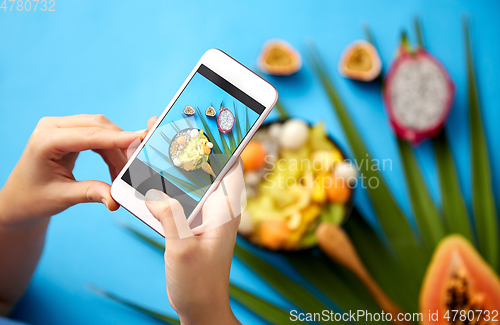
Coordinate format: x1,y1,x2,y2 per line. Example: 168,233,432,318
145,158,244,325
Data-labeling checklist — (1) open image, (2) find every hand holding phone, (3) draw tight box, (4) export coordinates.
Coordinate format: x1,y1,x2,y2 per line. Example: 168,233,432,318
111,49,278,235
143,159,244,324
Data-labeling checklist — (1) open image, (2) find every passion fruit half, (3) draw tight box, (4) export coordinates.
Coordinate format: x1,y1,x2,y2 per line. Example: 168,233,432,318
338,40,381,82
184,105,195,116
258,40,302,76
205,106,216,118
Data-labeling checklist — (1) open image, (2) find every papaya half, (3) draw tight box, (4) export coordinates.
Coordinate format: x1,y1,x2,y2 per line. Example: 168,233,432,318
420,235,500,325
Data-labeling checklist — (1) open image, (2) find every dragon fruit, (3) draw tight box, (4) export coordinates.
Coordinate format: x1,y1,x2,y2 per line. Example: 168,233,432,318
217,105,235,134
383,36,455,144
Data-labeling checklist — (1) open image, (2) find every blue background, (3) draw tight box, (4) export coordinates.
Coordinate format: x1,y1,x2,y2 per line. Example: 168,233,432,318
1,0,499,324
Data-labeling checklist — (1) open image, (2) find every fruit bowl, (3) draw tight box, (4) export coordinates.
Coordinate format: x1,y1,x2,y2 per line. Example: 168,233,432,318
169,128,213,172
238,119,355,251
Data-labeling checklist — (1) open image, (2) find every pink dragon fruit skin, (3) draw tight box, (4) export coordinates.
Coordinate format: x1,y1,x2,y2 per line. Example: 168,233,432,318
217,107,235,134
383,47,455,144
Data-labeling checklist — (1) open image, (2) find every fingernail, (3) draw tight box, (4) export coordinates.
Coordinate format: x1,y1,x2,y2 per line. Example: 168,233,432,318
101,198,108,208
135,129,147,134
145,189,165,203
119,131,141,140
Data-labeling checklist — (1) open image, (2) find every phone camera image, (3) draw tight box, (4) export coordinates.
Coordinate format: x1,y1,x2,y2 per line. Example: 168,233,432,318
122,64,265,218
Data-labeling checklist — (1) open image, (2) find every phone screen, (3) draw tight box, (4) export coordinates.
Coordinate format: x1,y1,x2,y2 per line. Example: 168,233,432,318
122,64,264,218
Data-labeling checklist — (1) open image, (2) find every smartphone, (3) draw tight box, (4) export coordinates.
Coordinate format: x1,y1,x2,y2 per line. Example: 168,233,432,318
111,49,278,236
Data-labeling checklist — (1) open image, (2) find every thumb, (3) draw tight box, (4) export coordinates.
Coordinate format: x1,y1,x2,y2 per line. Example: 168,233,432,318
65,180,119,211
145,190,193,239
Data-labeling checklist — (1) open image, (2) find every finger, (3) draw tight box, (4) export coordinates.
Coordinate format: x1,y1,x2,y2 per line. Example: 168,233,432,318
120,116,158,159
124,136,144,160
42,127,140,157
211,158,245,218
38,114,123,131
147,116,158,131
62,180,119,211
192,211,240,238
120,115,158,159
93,148,128,180
193,158,245,234
218,158,245,194
145,190,193,239
207,158,244,196
193,189,237,236
211,214,241,237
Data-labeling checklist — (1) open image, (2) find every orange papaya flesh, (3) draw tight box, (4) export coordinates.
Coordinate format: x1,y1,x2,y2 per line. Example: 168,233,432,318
420,235,500,325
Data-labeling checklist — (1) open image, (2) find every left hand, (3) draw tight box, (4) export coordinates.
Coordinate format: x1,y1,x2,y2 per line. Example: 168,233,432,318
0,114,145,228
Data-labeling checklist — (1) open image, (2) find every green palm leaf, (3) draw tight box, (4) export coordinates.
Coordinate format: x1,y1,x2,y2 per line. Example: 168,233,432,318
234,244,343,325
193,168,213,185
414,17,425,49
124,223,164,250
194,106,223,157
286,251,391,325
91,286,180,325
229,284,305,325
255,74,289,121
170,120,181,133
160,131,171,144
362,24,384,84
412,16,474,245
463,18,499,270
149,145,207,190
344,209,418,313
308,43,427,282
227,130,237,153
245,108,250,133
121,225,310,324
275,101,289,120
433,132,474,242
207,153,223,176
145,162,205,198
219,130,232,158
234,102,243,144
363,24,376,47
159,171,205,199
398,139,445,254
183,116,193,129
365,21,444,254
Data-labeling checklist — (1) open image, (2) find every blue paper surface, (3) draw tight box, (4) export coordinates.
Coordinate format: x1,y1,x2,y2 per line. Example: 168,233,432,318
1,0,499,324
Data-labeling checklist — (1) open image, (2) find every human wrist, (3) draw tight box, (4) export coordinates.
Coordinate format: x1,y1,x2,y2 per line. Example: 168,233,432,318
178,301,237,325
0,188,14,227
0,188,48,230
179,312,238,325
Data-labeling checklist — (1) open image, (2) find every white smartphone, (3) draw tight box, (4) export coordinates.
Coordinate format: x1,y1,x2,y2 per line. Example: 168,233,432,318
111,49,278,236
